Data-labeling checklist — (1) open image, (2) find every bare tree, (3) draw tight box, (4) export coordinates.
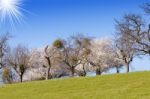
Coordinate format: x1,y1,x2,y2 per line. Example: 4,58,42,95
0,33,10,68
114,14,142,72
7,45,30,82
132,4,150,56
62,46,81,77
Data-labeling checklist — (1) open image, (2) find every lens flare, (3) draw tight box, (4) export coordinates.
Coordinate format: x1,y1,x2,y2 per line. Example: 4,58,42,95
0,0,25,28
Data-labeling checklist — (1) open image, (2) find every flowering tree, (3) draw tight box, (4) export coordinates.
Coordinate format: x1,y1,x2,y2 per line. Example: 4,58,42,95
28,48,46,80
88,38,115,75
43,46,59,79
76,35,92,76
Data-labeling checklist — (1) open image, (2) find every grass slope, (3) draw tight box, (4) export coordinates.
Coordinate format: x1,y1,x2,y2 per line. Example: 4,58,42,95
0,72,150,99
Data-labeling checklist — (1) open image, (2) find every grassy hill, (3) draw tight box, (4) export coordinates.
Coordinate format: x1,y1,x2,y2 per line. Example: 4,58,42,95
0,72,150,99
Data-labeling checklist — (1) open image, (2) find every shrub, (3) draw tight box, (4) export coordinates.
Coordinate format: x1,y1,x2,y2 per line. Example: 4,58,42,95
2,68,13,84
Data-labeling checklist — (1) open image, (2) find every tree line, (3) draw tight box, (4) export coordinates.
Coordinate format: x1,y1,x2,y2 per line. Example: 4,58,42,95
1,3,150,84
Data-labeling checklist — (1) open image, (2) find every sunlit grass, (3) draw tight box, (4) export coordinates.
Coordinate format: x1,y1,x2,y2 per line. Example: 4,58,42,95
0,71,150,99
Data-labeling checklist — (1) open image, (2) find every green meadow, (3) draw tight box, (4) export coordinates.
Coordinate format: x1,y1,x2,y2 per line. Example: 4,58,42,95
0,72,150,99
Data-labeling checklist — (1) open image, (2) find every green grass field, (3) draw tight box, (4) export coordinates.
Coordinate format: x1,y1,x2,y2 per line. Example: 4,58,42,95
0,72,150,99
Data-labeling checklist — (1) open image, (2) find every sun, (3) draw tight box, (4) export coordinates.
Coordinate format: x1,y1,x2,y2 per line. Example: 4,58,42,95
1,0,14,9
0,0,24,28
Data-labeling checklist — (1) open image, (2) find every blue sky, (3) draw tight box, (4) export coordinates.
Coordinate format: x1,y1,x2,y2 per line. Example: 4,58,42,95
7,0,149,48
1,0,150,72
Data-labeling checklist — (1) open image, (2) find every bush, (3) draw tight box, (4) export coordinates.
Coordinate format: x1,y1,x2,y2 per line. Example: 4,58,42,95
2,68,13,84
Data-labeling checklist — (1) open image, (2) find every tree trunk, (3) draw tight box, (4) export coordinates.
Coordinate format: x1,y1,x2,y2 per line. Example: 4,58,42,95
96,68,102,75
126,63,130,73
82,64,86,77
116,67,120,74
20,74,23,83
71,67,75,77
46,67,52,80
45,57,52,80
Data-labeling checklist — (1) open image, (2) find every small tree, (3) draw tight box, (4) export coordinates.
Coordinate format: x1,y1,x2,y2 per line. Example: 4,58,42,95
111,48,124,73
29,49,46,80
59,34,92,77
72,34,92,76
88,38,114,75
43,39,63,80
114,14,141,72
7,45,30,82
62,47,81,77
